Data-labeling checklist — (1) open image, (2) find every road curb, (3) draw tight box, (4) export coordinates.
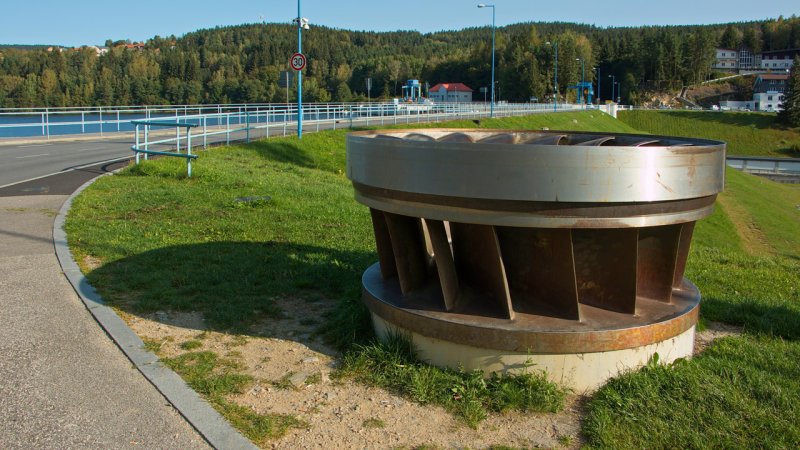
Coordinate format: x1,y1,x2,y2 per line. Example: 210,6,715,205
53,174,257,450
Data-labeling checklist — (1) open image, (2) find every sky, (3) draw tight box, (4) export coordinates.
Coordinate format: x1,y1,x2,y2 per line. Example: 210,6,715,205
1,0,797,47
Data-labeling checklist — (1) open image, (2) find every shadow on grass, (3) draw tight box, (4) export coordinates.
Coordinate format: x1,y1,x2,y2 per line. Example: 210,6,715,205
247,140,317,169
86,241,375,348
701,295,800,341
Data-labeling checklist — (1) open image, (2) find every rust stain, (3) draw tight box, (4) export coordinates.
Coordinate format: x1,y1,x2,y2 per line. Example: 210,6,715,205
656,179,675,193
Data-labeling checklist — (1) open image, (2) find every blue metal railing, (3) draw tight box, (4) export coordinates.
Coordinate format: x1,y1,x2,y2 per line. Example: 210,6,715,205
132,120,199,177
0,101,584,140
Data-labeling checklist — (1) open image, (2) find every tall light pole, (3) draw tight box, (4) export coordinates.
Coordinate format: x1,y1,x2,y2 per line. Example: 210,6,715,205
608,74,616,104
477,4,495,118
546,41,558,112
293,1,309,139
576,58,585,104
595,67,601,105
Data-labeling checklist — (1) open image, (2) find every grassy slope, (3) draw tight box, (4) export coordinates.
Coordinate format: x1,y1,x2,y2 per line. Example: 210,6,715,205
584,171,800,448
66,110,800,447
618,110,800,156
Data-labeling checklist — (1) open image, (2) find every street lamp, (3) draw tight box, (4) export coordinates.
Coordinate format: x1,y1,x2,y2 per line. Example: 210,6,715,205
293,1,310,139
477,4,495,118
615,82,620,103
576,58,585,105
546,41,558,112
608,74,616,104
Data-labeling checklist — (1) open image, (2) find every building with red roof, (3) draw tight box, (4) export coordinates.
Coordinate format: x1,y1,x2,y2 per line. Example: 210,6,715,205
429,83,474,103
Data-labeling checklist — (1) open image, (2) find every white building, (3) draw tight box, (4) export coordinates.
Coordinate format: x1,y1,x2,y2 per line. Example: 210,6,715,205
713,48,739,72
428,83,474,103
760,49,798,71
753,92,785,112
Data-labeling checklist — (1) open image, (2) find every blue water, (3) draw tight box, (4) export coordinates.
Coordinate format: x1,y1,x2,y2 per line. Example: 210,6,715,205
0,110,346,138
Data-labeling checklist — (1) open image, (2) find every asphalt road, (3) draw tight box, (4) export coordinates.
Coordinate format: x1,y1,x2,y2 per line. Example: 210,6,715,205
0,139,134,188
0,111,484,190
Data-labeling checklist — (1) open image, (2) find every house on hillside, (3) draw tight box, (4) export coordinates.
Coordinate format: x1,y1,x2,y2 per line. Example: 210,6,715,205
753,73,788,112
760,49,799,71
428,83,473,103
713,48,739,72
721,73,788,112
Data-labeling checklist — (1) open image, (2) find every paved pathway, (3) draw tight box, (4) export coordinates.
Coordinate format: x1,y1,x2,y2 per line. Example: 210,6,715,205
0,191,210,448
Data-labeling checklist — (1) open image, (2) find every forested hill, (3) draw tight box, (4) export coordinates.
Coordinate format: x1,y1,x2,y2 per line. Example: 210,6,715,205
1,16,798,108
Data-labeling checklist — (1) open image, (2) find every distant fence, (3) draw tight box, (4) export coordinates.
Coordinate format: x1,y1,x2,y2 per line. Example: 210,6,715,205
0,101,589,140
727,155,800,183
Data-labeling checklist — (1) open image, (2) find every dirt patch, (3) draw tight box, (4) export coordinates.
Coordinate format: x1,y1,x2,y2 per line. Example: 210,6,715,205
82,255,104,271
694,321,744,355
127,298,583,449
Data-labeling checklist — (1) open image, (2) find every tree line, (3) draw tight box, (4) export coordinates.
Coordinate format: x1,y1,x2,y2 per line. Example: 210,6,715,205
0,15,798,108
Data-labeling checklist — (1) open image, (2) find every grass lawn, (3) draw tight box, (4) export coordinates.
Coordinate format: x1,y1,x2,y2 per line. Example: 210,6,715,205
618,110,800,157
65,110,800,447
583,167,800,448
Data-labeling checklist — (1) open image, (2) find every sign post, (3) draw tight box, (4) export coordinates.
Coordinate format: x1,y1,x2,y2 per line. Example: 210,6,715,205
290,52,306,138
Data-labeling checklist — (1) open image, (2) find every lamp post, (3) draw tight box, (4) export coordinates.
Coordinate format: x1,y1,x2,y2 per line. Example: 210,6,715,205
477,4,495,118
546,41,558,112
608,74,616,104
595,67,601,105
615,82,620,103
576,58,585,105
293,1,309,139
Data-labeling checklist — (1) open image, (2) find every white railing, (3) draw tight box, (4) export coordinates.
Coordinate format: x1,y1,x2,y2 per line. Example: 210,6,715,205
0,101,584,140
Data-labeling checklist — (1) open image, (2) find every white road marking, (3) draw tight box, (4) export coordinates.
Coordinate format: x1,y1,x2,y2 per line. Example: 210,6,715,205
0,155,132,190
17,144,53,148
16,153,50,159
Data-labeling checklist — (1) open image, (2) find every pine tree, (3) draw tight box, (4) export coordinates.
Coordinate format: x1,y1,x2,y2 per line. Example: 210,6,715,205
778,56,800,127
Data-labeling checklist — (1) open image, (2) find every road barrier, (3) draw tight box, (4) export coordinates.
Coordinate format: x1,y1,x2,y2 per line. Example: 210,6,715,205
0,101,587,140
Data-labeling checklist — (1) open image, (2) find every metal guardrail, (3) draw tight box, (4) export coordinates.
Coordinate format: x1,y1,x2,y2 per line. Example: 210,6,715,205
726,155,800,175
0,101,586,139
122,101,591,178
132,120,199,177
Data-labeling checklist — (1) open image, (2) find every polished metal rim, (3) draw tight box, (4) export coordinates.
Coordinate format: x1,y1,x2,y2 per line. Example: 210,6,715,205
347,129,726,204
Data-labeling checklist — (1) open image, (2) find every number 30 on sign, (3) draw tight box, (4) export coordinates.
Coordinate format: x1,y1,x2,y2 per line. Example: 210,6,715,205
290,53,306,71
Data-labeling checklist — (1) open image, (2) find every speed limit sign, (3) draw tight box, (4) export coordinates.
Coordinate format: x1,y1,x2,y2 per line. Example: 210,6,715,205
290,53,306,71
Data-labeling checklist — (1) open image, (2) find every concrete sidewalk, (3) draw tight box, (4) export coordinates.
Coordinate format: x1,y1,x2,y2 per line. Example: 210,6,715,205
0,195,210,449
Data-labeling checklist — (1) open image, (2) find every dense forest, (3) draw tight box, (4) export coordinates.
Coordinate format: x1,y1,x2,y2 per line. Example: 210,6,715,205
0,16,799,108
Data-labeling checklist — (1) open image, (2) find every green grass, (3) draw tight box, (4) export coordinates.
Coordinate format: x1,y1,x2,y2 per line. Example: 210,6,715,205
618,110,800,156
66,112,616,438
180,339,203,350
162,351,304,444
339,333,566,428
583,336,800,449
584,168,800,448
65,110,800,447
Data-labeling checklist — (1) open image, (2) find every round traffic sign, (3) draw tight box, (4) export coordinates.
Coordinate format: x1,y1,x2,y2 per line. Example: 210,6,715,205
290,53,306,71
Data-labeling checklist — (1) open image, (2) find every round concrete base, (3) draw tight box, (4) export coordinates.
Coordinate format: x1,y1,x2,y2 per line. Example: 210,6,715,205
371,313,695,392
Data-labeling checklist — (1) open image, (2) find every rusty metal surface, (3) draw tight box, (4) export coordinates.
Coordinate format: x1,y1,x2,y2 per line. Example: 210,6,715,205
383,212,428,295
573,229,638,314
369,209,397,280
362,263,700,354
348,129,721,356
425,219,459,311
673,222,696,288
496,227,580,320
347,129,726,203
354,183,717,228
450,223,514,320
637,224,682,303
